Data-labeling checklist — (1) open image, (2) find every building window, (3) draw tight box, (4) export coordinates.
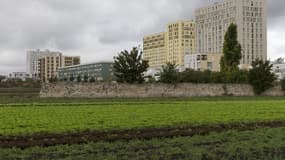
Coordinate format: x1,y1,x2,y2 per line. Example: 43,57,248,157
207,62,213,70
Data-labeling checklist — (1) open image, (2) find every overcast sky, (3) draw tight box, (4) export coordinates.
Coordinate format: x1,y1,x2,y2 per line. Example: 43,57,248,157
0,0,284,75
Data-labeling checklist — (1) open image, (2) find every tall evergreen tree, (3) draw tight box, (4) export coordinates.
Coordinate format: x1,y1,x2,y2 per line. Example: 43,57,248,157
113,47,149,84
220,23,242,73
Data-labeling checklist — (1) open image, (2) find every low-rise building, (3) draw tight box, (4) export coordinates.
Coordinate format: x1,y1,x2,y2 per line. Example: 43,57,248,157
8,72,31,81
185,53,222,72
58,62,114,82
63,56,81,67
271,58,285,80
144,68,161,81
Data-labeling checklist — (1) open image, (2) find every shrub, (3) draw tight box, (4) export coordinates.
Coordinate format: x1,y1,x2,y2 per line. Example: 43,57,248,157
224,70,249,84
83,75,88,83
179,70,248,84
210,71,224,83
160,63,180,84
89,77,96,83
249,60,276,95
281,77,285,92
69,76,74,82
180,70,212,83
77,75,82,82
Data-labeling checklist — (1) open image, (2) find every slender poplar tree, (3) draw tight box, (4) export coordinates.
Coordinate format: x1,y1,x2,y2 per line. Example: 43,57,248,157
220,23,242,73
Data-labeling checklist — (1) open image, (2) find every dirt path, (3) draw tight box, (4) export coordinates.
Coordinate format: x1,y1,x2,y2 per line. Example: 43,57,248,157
2,121,285,149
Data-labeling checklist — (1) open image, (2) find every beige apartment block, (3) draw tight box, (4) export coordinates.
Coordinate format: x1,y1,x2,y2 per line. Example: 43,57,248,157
195,0,267,67
143,32,166,68
39,54,62,82
143,20,195,68
166,20,196,66
63,56,81,67
39,54,80,82
27,49,63,79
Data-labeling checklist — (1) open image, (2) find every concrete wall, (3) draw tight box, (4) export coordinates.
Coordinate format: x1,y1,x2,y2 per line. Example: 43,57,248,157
40,82,284,98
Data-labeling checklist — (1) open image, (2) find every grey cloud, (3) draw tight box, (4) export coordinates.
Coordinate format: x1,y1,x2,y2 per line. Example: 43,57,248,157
0,0,284,74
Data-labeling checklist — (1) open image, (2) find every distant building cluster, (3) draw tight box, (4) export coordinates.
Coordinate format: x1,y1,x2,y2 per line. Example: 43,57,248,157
143,0,267,71
8,72,31,81
26,49,80,82
24,49,115,83
5,0,284,83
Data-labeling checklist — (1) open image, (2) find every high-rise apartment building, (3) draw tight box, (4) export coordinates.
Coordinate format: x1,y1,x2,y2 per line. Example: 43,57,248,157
38,53,62,82
39,54,80,82
195,0,267,68
143,20,195,68
166,20,196,66
27,49,63,79
143,32,166,68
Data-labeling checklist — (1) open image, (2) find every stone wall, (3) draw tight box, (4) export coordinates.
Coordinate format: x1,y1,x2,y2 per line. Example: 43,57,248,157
40,82,284,98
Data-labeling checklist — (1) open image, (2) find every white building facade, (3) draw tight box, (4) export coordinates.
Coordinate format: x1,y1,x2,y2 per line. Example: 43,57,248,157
8,72,31,81
271,58,285,80
195,0,267,68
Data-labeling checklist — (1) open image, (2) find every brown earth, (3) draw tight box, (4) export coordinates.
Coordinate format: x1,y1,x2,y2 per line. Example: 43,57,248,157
1,121,285,149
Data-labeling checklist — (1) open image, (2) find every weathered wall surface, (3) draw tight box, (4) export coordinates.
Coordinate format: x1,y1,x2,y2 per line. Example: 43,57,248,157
40,82,284,98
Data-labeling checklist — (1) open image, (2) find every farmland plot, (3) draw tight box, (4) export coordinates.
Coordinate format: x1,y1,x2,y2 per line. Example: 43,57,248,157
1,100,285,136
1,98,285,159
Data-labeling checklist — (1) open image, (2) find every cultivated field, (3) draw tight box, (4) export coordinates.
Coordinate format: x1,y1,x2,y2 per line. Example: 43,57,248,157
0,88,40,97
1,97,285,159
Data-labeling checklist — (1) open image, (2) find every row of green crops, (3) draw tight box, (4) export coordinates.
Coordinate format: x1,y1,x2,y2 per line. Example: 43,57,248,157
0,88,40,97
1,100,285,136
2,127,285,160
1,96,285,104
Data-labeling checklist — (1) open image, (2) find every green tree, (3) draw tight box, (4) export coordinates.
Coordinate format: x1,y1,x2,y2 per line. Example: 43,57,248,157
281,77,285,92
69,75,74,82
89,77,96,83
221,23,242,73
49,77,58,83
249,60,276,95
0,75,5,82
83,75,88,83
113,47,149,84
160,63,179,84
77,75,81,82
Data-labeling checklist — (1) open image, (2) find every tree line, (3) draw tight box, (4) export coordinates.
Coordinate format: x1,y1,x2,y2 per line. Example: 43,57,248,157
113,24,281,95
